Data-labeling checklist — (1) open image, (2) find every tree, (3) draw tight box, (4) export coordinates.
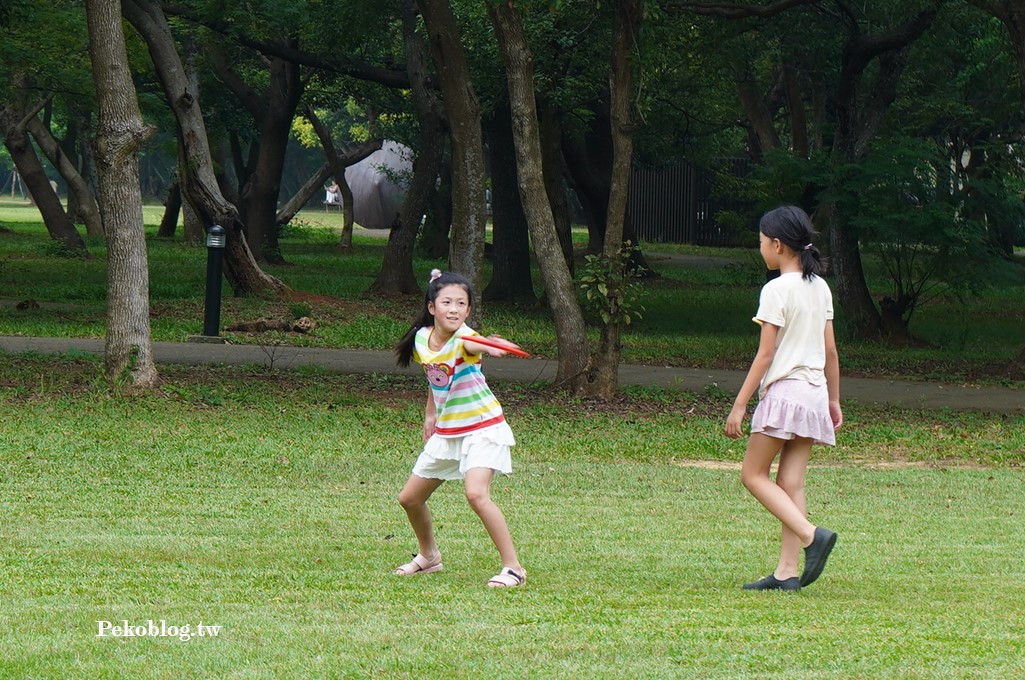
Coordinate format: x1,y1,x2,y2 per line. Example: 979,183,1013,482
967,0,1025,255
487,0,590,391
202,26,304,264
85,0,158,389
370,0,448,296
0,0,92,251
0,98,88,252
122,0,288,297
584,0,645,397
26,111,104,237
418,0,489,298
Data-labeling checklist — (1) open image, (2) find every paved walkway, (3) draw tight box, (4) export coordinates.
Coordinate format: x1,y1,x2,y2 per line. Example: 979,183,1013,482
1,335,1021,414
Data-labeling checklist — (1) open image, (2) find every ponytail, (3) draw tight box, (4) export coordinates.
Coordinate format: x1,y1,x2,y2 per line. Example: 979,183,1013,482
799,242,822,281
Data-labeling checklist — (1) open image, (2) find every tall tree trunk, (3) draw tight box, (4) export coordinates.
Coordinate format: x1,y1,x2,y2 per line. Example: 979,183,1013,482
417,0,488,297
26,114,105,237
562,108,611,254
370,0,447,296
182,196,204,244
122,0,287,297
484,102,535,302
488,0,589,391
158,181,181,237
967,0,1025,255
824,203,879,338
588,0,643,397
85,0,158,390
421,150,452,259
209,52,303,264
825,11,935,337
538,98,575,274
0,105,87,252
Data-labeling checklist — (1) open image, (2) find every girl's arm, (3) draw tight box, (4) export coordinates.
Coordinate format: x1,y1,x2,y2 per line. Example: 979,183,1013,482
423,387,437,441
824,319,843,430
725,321,779,439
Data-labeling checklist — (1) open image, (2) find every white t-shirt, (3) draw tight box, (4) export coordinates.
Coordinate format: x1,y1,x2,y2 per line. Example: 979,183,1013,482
753,272,834,398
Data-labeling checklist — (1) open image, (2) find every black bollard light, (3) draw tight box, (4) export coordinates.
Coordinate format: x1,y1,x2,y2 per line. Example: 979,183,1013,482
202,224,226,337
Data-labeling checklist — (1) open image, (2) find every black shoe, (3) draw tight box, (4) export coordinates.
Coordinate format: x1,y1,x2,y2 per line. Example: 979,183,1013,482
742,574,801,591
800,527,837,586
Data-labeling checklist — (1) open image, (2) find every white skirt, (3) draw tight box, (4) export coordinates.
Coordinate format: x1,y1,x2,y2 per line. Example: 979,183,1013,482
411,422,515,480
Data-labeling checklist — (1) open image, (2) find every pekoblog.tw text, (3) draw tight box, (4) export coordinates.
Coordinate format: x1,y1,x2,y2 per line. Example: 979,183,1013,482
96,620,221,641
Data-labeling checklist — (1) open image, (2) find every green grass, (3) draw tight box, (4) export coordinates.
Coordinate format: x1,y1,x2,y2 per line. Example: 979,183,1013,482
0,356,1023,677
1,200,1023,387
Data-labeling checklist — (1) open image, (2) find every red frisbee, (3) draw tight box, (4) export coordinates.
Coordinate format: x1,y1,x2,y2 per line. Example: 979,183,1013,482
464,335,531,358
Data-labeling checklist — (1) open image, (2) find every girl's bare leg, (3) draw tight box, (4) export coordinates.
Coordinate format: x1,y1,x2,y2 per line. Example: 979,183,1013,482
772,438,813,579
398,475,445,560
464,467,521,571
741,433,816,550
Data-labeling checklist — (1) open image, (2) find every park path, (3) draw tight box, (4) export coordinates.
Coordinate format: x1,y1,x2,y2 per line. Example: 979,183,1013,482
0,336,1020,414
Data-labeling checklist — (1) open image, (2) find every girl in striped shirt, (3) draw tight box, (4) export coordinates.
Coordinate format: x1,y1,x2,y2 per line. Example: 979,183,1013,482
392,270,527,588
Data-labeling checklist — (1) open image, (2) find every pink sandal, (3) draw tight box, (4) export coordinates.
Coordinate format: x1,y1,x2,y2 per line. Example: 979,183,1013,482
487,567,526,588
393,552,443,576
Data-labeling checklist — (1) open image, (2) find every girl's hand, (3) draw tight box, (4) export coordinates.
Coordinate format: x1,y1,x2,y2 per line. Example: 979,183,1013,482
725,405,747,439
422,416,437,442
829,400,843,431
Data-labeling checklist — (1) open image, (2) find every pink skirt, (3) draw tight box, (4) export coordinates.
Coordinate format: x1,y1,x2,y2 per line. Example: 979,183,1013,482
751,379,836,446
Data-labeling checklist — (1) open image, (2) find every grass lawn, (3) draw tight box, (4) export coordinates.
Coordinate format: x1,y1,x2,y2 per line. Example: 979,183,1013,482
1,357,1023,677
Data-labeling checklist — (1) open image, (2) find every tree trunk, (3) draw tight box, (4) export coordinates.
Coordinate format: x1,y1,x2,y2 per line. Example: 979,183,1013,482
182,196,204,244
417,0,488,297
337,171,356,252
421,150,452,259
370,0,447,296
583,0,642,398
488,0,589,390
734,63,781,159
825,13,934,337
210,52,302,264
0,107,87,252
157,181,181,237
122,0,287,297
86,0,158,390
538,98,575,274
26,114,105,237
967,0,1025,254
484,103,535,302
824,202,881,338
562,110,611,254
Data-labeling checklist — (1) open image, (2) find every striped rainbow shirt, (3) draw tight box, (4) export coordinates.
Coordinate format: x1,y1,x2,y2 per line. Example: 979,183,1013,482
413,324,505,437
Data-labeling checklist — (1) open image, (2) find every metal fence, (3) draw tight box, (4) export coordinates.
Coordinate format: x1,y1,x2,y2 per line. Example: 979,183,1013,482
628,158,751,246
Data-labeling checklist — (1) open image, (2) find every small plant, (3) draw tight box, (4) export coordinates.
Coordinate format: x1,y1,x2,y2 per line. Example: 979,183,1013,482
278,217,317,241
578,243,646,326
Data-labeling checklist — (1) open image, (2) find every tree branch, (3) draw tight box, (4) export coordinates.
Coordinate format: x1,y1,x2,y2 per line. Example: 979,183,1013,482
661,0,820,18
159,3,411,89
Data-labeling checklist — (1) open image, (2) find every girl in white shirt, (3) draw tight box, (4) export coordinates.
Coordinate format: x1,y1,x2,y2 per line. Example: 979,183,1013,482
725,206,843,591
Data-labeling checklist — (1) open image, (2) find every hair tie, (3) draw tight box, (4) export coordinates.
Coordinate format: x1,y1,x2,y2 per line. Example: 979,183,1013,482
428,268,442,284
803,243,813,251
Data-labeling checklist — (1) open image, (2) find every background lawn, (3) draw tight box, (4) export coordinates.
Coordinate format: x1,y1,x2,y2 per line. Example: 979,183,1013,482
0,358,1022,677
1,200,1023,388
